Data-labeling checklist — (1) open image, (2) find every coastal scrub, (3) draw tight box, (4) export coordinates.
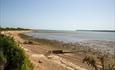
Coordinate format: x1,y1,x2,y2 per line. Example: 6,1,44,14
0,34,33,70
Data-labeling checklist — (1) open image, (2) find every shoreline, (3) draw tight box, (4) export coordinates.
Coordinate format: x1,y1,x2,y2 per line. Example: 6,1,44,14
18,32,93,70
3,30,90,70
19,32,115,69
3,30,115,70
20,32,115,55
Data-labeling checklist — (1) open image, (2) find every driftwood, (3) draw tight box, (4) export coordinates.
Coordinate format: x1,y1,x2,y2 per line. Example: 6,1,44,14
47,50,63,54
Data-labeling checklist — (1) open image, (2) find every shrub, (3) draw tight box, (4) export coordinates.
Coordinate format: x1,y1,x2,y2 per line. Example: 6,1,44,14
0,34,33,70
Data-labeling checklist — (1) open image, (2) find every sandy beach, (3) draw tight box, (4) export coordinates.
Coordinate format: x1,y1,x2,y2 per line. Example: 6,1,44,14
3,30,114,70
3,30,95,70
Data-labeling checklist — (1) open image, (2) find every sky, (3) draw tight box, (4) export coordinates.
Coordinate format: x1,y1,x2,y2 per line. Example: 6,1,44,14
0,0,115,30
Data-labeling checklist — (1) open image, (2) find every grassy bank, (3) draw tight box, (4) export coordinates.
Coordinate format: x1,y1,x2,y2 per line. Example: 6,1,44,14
0,34,33,70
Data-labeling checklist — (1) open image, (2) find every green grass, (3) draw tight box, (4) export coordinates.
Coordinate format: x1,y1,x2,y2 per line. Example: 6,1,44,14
0,34,33,70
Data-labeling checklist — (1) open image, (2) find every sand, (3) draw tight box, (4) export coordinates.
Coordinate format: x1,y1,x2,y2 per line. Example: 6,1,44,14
3,31,93,70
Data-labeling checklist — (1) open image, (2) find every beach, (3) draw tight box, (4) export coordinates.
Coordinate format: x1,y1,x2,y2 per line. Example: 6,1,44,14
3,30,114,70
3,31,91,70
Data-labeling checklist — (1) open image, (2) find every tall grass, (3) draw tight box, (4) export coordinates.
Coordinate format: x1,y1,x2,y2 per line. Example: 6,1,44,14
83,54,115,70
0,34,33,70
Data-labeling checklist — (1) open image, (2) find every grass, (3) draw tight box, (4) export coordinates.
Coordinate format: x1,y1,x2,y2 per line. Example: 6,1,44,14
0,34,33,70
83,54,115,70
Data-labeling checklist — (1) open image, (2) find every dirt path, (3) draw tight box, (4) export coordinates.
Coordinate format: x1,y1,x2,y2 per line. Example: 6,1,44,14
4,31,91,70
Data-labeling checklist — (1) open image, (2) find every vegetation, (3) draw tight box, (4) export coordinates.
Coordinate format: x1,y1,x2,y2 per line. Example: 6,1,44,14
0,26,30,31
83,54,115,70
0,34,33,70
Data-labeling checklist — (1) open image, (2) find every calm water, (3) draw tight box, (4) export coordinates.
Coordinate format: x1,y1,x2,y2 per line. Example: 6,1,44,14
25,30,115,43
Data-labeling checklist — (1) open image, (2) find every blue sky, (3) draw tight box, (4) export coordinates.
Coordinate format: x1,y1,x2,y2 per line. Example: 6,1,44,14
0,0,115,30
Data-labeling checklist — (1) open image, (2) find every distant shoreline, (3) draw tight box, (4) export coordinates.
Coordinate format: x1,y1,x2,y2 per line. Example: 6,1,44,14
76,30,115,32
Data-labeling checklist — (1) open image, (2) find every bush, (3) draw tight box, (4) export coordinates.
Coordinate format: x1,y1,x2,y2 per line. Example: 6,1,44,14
0,34,33,70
